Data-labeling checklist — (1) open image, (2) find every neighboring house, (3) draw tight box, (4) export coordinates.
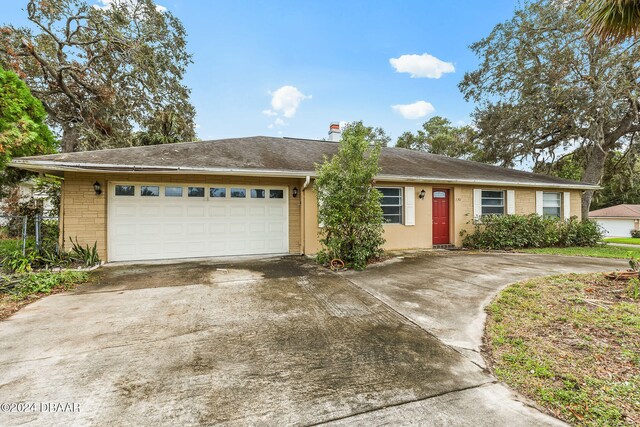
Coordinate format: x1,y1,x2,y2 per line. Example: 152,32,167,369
0,179,54,225
10,126,596,263
589,204,640,237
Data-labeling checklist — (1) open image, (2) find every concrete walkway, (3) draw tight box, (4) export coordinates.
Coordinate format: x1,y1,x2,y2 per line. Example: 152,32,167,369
0,253,625,426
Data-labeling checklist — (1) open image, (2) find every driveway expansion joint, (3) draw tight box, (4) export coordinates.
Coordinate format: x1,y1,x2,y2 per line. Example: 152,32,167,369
309,381,497,426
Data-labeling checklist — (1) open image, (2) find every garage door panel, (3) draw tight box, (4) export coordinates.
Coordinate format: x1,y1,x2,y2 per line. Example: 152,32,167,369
269,206,285,216
187,206,205,217
164,206,184,216
230,206,246,217
209,206,226,217
115,206,137,217
597,219,635,237
109,183,288,261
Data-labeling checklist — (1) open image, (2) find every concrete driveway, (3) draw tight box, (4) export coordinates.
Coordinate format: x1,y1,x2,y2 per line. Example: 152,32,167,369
0,253,625,426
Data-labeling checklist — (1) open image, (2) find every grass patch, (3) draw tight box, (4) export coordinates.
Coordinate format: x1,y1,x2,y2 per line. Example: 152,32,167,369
485,273,640,426
605,238,640,246
519,245,640,259
0,239,22,254
0,270,89,320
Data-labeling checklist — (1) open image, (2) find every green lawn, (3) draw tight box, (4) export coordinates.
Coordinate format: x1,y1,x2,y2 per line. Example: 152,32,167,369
604,237,640,245
519,245,640,259
486,274,639,426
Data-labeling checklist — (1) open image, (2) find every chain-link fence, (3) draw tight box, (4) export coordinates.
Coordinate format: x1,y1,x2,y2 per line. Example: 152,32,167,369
0,215,60,256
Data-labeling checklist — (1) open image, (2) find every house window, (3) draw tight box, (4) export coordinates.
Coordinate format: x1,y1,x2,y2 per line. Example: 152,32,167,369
251,189,265,198
115,185,134,196
481,190,505,216
269,189,284,199
141,186,159,197
379,187,403,224
188,187,205,197
165,186,183,197
210,188,226,198
543,192,562,218
230,188,246,198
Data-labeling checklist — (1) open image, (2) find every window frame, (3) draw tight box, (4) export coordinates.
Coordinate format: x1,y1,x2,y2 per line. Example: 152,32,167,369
377,187,403,225
114,185,135,196
481,190,505,216
542,192,562,218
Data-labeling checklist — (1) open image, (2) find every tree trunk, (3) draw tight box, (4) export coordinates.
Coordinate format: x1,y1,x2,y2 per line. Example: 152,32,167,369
581,140,609,220
61,124,79,153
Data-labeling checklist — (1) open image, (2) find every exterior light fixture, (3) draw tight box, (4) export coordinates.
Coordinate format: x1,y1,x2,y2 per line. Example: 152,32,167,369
419,189,426,200
292,187,299,198
93,181,102,195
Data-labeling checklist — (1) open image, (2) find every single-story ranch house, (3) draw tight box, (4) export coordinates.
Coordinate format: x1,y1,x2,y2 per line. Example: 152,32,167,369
589,204,640,237
10,132,597,263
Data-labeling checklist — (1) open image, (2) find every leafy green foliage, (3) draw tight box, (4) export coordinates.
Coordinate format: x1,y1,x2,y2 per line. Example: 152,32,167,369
69,237,100,267
459,0,640,218
461,214,604,250
632,230,640,238
396,116,479,160
0,0,195,152
0,66,56,191
0,270,88,300
315,122,385,270
0,66,56,163
3,250,38,273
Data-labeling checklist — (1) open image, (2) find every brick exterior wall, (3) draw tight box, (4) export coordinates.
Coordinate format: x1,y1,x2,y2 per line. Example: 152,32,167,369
60,171,585,259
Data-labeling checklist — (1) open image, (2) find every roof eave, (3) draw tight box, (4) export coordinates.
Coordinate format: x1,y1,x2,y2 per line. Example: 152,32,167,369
10,160,600,190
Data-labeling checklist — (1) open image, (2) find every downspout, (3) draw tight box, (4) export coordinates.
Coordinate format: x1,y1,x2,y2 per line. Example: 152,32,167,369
301,176,311,255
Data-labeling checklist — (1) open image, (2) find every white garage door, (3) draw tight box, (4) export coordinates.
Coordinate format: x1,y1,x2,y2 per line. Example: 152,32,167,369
596,219,635,237
108,183,289,261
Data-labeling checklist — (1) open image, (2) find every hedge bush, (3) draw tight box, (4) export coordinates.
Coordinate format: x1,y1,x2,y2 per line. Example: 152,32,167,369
632,230,640,238
461,214,603,250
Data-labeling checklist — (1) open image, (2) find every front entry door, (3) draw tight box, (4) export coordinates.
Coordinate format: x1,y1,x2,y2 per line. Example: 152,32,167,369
432,189,450,245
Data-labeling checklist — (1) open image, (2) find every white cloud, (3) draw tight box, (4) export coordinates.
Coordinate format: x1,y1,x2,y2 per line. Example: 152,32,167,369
268,85,311,118
274,118,286,126
262,109,277,117
391,101,435,119
389,53,454,79
93,0,167,13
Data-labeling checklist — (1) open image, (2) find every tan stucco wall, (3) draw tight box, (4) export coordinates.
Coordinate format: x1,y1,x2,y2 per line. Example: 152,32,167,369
61,171,585,260
303,182,584,254
60,172,303,261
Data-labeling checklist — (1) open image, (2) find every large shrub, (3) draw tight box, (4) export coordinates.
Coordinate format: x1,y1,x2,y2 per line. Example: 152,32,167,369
461,214,603,250
631,230,640,238
315,122,385,270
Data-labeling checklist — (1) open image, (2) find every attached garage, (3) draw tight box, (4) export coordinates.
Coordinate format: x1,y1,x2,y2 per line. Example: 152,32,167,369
108,182,289,261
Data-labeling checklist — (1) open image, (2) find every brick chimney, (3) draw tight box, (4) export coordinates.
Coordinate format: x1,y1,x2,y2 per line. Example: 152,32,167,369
328,122,341,142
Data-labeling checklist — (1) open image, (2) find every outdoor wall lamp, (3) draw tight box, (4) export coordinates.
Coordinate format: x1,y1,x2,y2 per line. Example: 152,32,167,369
93,181,102,195
292,187,299,198
419,189,426,200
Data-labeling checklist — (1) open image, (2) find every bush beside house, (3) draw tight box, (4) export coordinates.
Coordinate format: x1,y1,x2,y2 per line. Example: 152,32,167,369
461,214,603,250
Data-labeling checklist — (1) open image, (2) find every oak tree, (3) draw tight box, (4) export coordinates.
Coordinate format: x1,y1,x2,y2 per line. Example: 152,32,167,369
460,0,640,218
396,116,479,160
0,0,195,152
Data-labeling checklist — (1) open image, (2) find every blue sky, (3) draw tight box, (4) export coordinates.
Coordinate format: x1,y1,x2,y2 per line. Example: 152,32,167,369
3,0,518,143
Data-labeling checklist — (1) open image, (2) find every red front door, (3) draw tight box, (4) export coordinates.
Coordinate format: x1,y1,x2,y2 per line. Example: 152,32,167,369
432,189,450,245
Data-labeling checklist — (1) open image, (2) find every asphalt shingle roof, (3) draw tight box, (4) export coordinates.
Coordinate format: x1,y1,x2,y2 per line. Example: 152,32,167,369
11,136,596,189
589,204,640,218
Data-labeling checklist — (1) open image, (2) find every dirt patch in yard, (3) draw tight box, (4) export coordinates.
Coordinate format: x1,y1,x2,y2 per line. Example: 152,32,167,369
484,273,640,426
